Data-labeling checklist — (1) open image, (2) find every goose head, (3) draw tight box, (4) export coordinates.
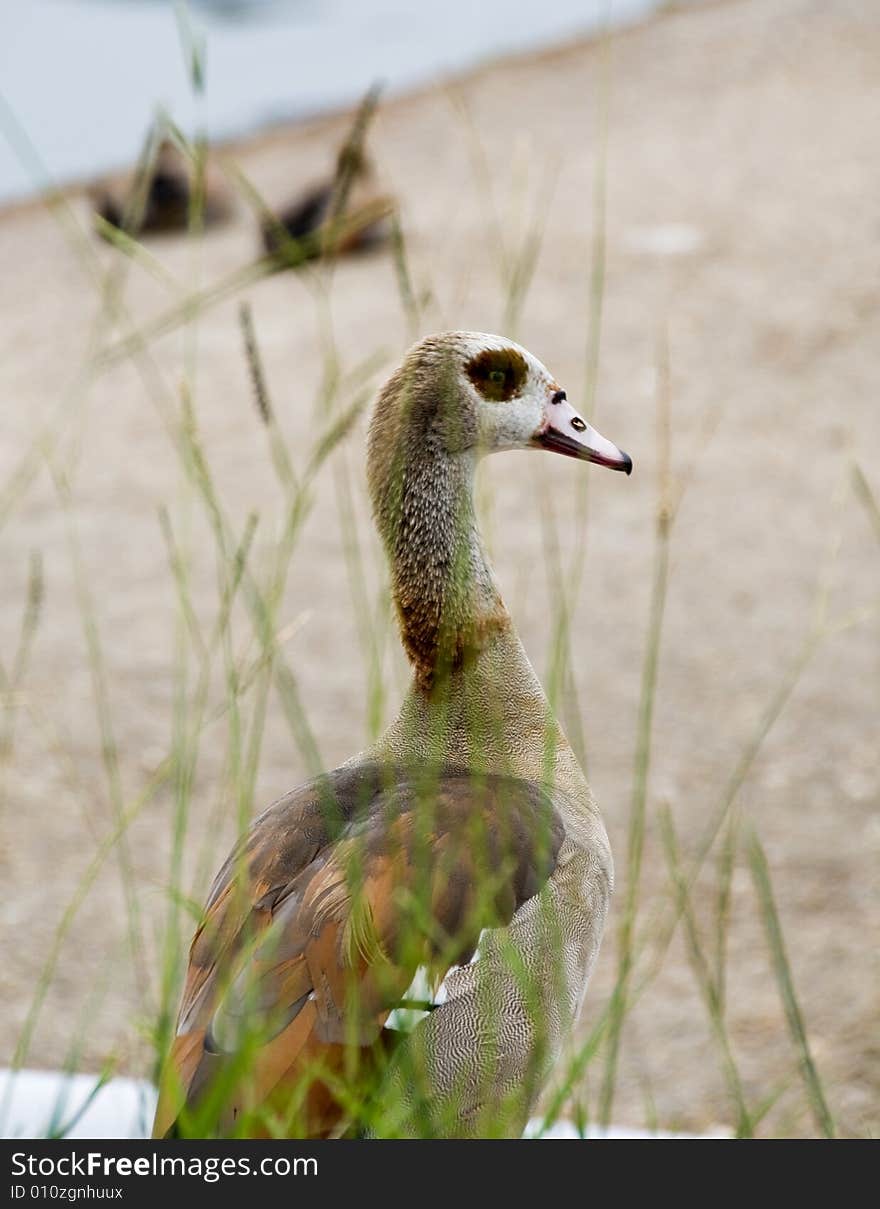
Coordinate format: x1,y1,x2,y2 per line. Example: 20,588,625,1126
369,330,631,485
369,332,631,688
471,334,631,470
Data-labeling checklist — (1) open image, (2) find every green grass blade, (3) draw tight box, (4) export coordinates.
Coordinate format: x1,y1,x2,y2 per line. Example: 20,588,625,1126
746,829,836,1138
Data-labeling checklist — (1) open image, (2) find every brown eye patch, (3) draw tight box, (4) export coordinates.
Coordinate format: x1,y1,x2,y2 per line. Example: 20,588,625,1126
465,348,529,402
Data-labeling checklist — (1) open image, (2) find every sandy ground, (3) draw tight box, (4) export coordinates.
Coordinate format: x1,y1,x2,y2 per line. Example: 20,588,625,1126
1,0,878,1137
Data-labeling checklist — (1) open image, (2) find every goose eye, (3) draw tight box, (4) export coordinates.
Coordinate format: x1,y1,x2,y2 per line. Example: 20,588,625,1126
466,347,528,402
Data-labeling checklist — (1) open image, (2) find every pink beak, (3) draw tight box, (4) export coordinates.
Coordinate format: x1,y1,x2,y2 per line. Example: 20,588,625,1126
532,390,632,474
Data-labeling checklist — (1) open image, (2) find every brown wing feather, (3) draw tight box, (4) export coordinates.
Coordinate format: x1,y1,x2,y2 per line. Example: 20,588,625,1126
153,763,563,1138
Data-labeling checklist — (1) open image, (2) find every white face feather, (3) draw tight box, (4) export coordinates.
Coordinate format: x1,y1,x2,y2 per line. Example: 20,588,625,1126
452,332,557,454
449,331,631,474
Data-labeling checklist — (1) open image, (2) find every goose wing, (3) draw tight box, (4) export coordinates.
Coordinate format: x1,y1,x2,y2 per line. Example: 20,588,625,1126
152,762,563,1137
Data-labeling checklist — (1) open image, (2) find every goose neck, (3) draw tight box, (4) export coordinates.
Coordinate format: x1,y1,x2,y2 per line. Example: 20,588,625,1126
384,449,509,689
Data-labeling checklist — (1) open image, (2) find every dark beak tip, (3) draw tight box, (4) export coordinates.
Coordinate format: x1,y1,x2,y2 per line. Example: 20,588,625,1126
623,452,633,476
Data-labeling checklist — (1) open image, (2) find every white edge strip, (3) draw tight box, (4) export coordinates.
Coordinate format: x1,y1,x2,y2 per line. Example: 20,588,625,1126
0,1069,730,1140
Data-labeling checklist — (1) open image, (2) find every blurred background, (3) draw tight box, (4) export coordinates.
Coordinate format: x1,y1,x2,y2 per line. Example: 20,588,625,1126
0,0,667,202
0,0,878,1139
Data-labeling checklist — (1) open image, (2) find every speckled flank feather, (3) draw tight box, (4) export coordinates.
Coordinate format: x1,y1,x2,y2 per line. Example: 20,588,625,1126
155,331,618,1138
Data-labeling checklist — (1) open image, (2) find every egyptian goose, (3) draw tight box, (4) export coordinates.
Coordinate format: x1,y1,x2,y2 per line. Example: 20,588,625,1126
153,332,631,1138
94,140,232,237
261,145,394,265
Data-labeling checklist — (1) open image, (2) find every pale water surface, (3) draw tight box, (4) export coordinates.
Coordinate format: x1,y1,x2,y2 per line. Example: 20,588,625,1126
0,0,676,202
